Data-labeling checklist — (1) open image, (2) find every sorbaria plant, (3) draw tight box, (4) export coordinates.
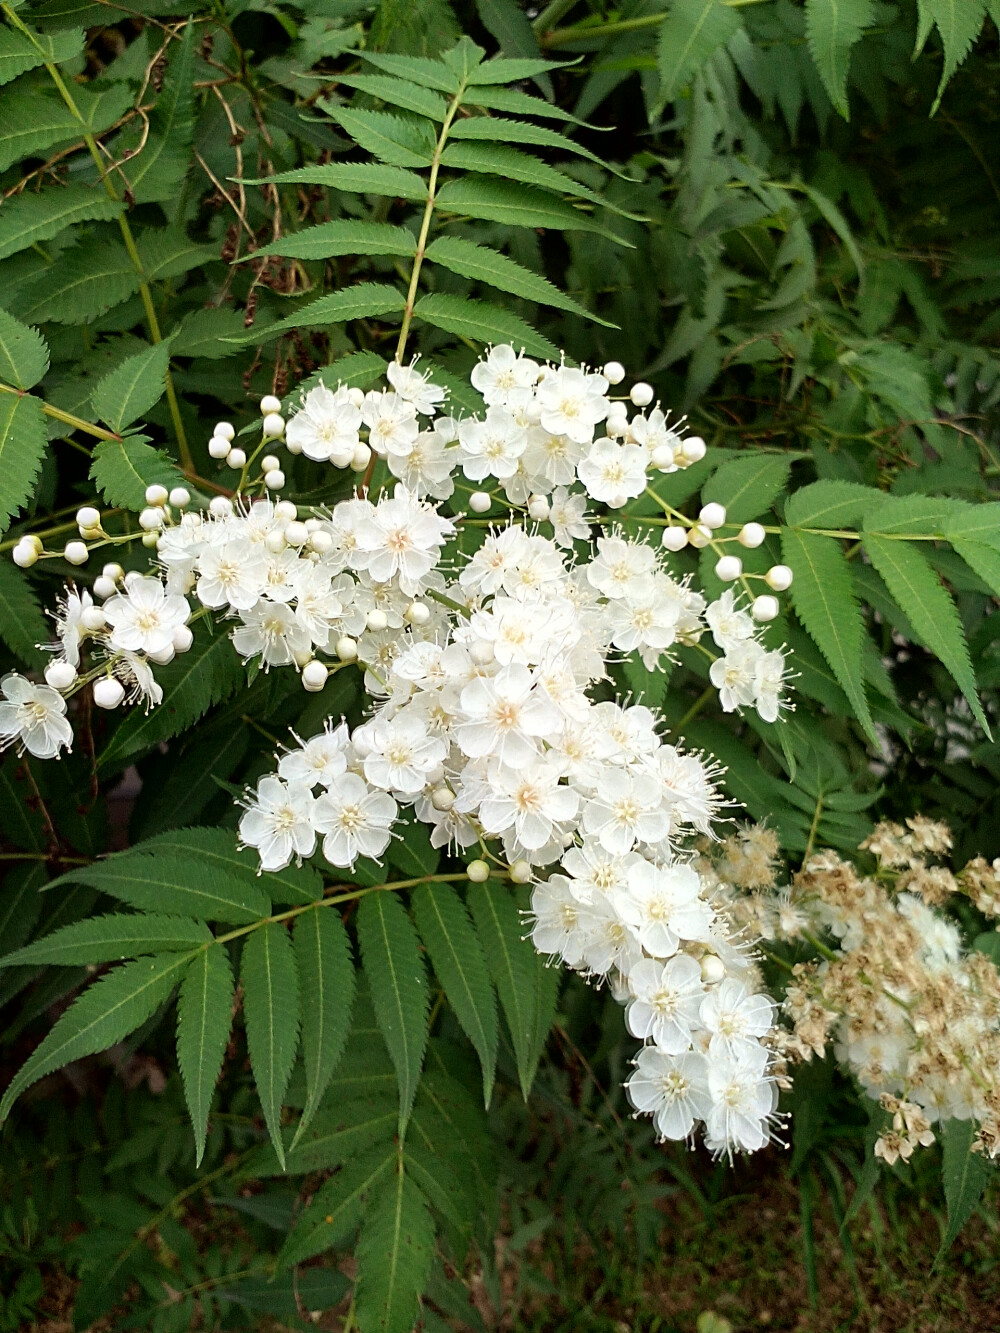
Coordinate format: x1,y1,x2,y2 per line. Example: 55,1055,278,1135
1,1,999,1328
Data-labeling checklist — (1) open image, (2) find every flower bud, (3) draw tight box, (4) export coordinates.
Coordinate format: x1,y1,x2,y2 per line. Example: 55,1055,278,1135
81,606,106,632
527,494,550,521
651,444,676,471
699,502,727,529
260,394,282,415
226,448,246,470
145,484,169,506
45,660,77,691
661,526,688,552
64,540,89,566
148,642,175,665
302,660,328,691
680,436,706,465
715,555,743,581
629,381,654,407
407,601,431,626
260,455,280,473
335,636,358,662
208,436,231,460
687,524,712,549
752,594,779,623
351,442,373,472
264,530,286,554
431,786,455,811
366,609,388,632
93,677,125,709
765,564,793,592
738,522,766,549
285,433,302,455
469,640,494,665
103,562,124,580
214,421,235,442
509,860,533,884
142,532,159,548
466,859,490,883
468,492,491,513
348,387,365,409
261,412,285,438
602,360,626,385
12,540,38,568
92,575,117,600
139,507,164,531
169,487,191,509
700,953,726,984
172,624,193,653
264,469,285,490
76,506,101,530
309,530,333,554
284,521,309,547
209,496,233,519
275,501,297,521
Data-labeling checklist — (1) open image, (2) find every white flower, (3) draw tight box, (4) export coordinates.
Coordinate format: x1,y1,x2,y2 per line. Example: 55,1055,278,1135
753,649,788,724
704,1043,776,1156
626,1047,711,1141
239,775,317,871
116,650,163,709
53,586,93,667
232,602,311,667
102,577,190,656
358,711,447,795
699,979,774,1056
561,840,639,902
455,665,561,769
470,344,539,406
292,565,344,645
628,407,683,457
313,772,397,867
354,488,454,594
607,576,684,659
536,365,609,444
458,406,527,482
706,591,754,651
710,640,764,713
278,722,350,787
626,954,705,1052
388,420,456,500
581,769,670,856
587,536,656,600
0,672,73,759
386,359,447,415
196,539,268,611
478,760,579,850
548,487,589,547
617,860,714,956
286,383,362,463
362,390,420,458
576,893,644,977
576,439,647,507
530,874,587,966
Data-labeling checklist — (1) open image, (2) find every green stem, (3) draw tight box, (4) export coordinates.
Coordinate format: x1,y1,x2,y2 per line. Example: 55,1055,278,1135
532,0,580,36
675,685,714,732
540,0,771,44
0,382,121,442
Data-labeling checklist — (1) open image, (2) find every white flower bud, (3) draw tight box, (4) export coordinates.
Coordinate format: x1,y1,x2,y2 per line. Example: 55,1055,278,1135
124,570,142,589
468,492,491,514
208,436,231,460
142,531,159,548
738,522,766,548
336,636,358,663
661,526,688,552
752,594,780,622
629,381,654,407
103,562,124,580
261,412,285,438
93,677,125,709
139,507,164,531
12,540,37,568
348,387,365,409
680,435,706,463
169,487,191,509
309,530,333,554
700,954,726,984
76,506,101,530
264,529,286,554
213,422,235,442
148,642,175,665
144,484,169,506
284,521,309,547
651,444,676,471
226,448,246,470
469,640,494,665
209,496,233,519
406,601,431,626
263,469,285,490
687,524,712,549
431,786,455,811
92,575,117,600
602,360,626,385
351,442,372,472
260,394,282,415
328,443,355,469
366,609,388,632
172,624,193,653
699,502,727,529
64,541,89,566
260,455,280,473
509,860,533,884
527,494,550,521
45,660,77,691
765,564,793,592
715,555,743,581
285,433,302,455
81,606,107,632
275,501,297,521
25,534,43,554
466,859,490,883
302,660,328,691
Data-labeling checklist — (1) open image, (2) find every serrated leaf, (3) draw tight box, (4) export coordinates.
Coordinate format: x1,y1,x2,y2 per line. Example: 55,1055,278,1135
242,221,416,264
862,532,989,734
412,883,498,1106
0,307,48,390
136,226,217,282
1,912,211,968
249,162,427,201
360,49,459,92
465,83,598,126
804,0,874,118
235,284,405,346
953,540,1000,599
98,622,244,767
784,479,877,529
0,392,46,534
47,854,270,924
135,828,322,907
798,181,864,276
119,20,195,204
13,239,140,326
326,106,435,167
169,307,247,359
89,434,182,511
703,453,792,523
468,54,565,85
357,892,430,1137
862,493,971,536
0,24,83,83
177,943,234,1165
0,186,123,264
435,176,628,243
919,0,987,112
242,921,300,1170
474,0,555,97
439,142,641,219
0,91,80,173
449,113,631,176
91,340,174,432
655,0,741,108
354,1156,434,1333
278,1144,392,1265
0,952,194,1121
937,1117,994,1256
333,73,448,121
414,293,559,360
781,529,876,746
467,882,538,1099
0,560,47,668
291,907,356,1147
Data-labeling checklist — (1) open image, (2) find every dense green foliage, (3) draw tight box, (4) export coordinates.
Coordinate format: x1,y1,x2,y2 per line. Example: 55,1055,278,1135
1,0,999,1327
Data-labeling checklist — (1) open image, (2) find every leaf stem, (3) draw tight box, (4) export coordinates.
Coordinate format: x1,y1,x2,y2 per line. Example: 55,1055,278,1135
0,382,122,442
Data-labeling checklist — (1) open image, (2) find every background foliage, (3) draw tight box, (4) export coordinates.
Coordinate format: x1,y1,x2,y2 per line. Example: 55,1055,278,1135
1,0,999,1328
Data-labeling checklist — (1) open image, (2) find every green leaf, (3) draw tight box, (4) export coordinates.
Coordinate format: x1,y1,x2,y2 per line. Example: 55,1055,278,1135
357,892,430,1137
862,532,989,734
798,181,865,276
465,82,598,126
136,226,217,282
413,293,559,360
0,560,48,669
469,55,565,86
354,1156,434,1333
234,284,405,346
474,0,554,97
0,91,80,173
292,907,356,1147
360,49,459,92
326,106,435,167
89,434,182,511
655,0,741,108
784,480,877,530
937,1117,994,1257
919,0,988,112
119,19,195,204
249,162,427,201
412,883,498,1106
91,340,174,433
0,863,44,958
1,912,211,968
703,454,792,523
467,882,538,1099
0,185,123,264
332,73,449,121
804,0,874,118
439,142,641,219
135,828,322,907
278,1144,393,1265
435,176,628,243
0,307,48,390
0,24,83,84
953,540,1000,600
0,392,46,534
449,114,631,176
781,530,876,746
0,952,194,1121
241,221,416,264
48,854,270,924
13,239,140,326
177,943,234,1165
242,922,300,1170
169,307,248,359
